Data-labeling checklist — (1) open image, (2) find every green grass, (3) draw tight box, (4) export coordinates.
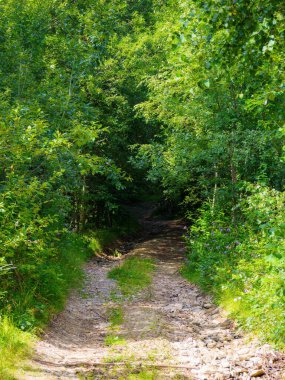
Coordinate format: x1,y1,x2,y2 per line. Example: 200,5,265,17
124,369,158,380
180,265,202,289
119,367,187,380
108,306,124,327
104,334,126,347
80,366,161,380
0,316,33,380
108,257,155,297
0,233,90,378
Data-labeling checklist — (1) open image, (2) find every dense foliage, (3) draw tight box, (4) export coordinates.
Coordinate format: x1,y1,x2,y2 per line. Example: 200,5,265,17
0,0,284,372
182,184,285,345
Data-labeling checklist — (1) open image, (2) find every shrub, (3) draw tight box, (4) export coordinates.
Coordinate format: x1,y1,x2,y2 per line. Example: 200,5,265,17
183,183,285,347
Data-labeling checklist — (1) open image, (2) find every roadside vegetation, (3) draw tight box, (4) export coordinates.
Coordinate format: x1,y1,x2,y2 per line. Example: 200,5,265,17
0,317,32,379
182,184,285,347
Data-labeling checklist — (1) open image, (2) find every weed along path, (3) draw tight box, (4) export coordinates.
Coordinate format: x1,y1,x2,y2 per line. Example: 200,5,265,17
21,214,284,380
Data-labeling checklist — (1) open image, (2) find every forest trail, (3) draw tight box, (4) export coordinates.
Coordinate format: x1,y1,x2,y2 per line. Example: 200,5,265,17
20,207,284,380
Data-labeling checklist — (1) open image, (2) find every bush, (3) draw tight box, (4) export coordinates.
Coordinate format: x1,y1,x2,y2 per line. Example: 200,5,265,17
183,183,285,347
1,233,90,331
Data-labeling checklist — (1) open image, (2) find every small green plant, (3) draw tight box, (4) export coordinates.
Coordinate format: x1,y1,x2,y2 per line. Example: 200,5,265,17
108,306,124,327
113,249,122,258
125,369,158,380
104,334,126,347
108,257,155,297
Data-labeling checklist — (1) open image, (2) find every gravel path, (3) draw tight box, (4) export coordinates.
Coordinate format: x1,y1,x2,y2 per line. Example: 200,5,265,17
19,216,285,380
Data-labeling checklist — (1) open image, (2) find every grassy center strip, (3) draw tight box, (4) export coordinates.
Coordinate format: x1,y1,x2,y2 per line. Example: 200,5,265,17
107,257,156,297
104,305,126,347
104,257,155,348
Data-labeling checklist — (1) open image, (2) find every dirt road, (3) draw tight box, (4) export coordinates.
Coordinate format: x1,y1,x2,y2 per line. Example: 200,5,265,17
20,212,284,379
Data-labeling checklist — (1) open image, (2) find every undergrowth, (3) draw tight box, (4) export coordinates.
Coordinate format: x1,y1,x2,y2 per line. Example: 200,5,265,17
2,214,139,331
3,233,90,331
86,215,140,255
124,369,158,380
0,232,90,379
183,183,285,348
0,316,32,380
